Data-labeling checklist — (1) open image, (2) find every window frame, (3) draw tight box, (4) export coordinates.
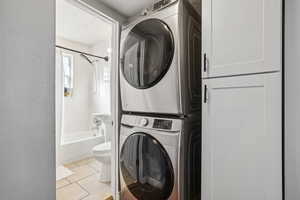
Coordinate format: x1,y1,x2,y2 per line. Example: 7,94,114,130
62,53,74,97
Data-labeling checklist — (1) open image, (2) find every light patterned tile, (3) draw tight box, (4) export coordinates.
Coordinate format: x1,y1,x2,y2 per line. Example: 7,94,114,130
64,162,78,170
88,159,102,172
56,178,71,189
104,196,113,200
56,183,89,200
67,165,96,183
78,174,111,197
82,193,111,200
74,157,94,166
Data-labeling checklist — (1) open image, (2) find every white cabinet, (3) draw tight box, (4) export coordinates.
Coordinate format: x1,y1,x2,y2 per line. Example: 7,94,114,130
202,0,282,78
201,73,282,200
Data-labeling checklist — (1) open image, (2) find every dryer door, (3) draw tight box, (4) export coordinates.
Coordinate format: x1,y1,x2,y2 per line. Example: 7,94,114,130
121,19,174,89
120,132,174,200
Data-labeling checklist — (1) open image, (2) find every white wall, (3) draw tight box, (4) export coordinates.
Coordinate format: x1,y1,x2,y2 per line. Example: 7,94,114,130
285,1,300,200
0,0,55,199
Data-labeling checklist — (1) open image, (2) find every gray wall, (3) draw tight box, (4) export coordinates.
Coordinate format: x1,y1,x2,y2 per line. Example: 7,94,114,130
285,1,300,200
0,0,55,200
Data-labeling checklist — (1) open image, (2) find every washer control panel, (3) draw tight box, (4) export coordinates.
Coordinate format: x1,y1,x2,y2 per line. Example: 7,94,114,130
153,119,173,130
121,114,181,132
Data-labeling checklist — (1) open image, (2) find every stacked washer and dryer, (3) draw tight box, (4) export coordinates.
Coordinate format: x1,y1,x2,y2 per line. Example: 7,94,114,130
119,0,201,200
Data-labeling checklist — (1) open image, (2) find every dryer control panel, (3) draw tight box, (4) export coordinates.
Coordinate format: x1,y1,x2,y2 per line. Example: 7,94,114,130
153,0,171,10
152,0,177,12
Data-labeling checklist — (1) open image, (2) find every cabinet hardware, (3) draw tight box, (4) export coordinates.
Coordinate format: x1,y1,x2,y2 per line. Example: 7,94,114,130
204,53,207,72
204,85,208,103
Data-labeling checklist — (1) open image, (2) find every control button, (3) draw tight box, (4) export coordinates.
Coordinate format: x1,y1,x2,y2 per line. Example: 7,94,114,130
140,118,149,126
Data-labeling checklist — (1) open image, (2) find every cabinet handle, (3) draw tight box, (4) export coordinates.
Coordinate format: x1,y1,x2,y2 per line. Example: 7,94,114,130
204,85,208,103
203,53,207,72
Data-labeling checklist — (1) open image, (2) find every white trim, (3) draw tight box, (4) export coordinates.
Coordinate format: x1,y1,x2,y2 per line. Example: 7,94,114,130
112,23,121,200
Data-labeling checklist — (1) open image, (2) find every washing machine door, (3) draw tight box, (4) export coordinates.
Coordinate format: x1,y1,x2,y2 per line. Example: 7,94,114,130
121,19,174,89
120,133,174,200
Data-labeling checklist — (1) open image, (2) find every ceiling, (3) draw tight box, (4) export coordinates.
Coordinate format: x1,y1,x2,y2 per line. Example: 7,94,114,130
56,0,112,46
95,0,153,18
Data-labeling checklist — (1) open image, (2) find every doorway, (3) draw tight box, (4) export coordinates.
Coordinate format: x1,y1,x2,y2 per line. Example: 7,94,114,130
55,0,119,199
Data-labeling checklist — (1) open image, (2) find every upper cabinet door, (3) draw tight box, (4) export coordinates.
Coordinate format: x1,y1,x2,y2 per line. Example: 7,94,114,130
201,73,282,200
202,0,282,78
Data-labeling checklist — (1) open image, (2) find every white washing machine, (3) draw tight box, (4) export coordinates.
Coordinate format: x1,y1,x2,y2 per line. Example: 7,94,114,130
120,0,201,115
119,114,201,200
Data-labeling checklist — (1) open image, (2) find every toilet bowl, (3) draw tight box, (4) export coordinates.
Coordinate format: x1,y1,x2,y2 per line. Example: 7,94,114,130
93,142,111,182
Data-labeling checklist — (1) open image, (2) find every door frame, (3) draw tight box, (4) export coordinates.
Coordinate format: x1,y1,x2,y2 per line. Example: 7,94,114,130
57,0,121,199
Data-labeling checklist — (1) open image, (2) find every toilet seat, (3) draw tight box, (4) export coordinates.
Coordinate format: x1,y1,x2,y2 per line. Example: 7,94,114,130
93,142,111,156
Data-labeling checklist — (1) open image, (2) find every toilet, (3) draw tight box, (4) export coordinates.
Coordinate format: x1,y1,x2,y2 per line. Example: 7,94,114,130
93,142,111,182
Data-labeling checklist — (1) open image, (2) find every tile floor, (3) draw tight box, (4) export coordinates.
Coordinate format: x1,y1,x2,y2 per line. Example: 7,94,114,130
56,157,112,200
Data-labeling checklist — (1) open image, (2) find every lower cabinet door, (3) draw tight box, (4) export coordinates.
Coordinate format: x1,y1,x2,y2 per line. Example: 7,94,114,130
202,73,282,200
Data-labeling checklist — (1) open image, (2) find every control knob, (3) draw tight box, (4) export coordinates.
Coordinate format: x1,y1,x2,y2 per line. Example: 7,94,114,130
140,118,149,126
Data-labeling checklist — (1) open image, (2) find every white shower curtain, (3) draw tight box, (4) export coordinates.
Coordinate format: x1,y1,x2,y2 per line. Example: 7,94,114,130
93,61,100,96
93,61,107,97
91,60,111,115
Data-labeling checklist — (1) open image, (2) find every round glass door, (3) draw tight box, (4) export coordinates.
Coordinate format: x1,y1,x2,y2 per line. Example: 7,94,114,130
121,19,174,89
120,133,174,200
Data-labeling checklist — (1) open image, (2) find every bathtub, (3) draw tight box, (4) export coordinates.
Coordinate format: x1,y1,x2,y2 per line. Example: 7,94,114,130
57,130,105,164
62,130,103,145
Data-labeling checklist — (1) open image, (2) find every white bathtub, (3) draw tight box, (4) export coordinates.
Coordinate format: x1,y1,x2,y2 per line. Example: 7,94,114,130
62,130,102,145
57,130,104,164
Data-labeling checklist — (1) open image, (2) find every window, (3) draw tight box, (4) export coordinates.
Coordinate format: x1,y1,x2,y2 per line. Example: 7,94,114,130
62,53,74,97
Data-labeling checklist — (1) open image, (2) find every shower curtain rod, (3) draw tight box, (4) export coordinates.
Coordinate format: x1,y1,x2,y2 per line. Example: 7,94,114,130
56,45,109,62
